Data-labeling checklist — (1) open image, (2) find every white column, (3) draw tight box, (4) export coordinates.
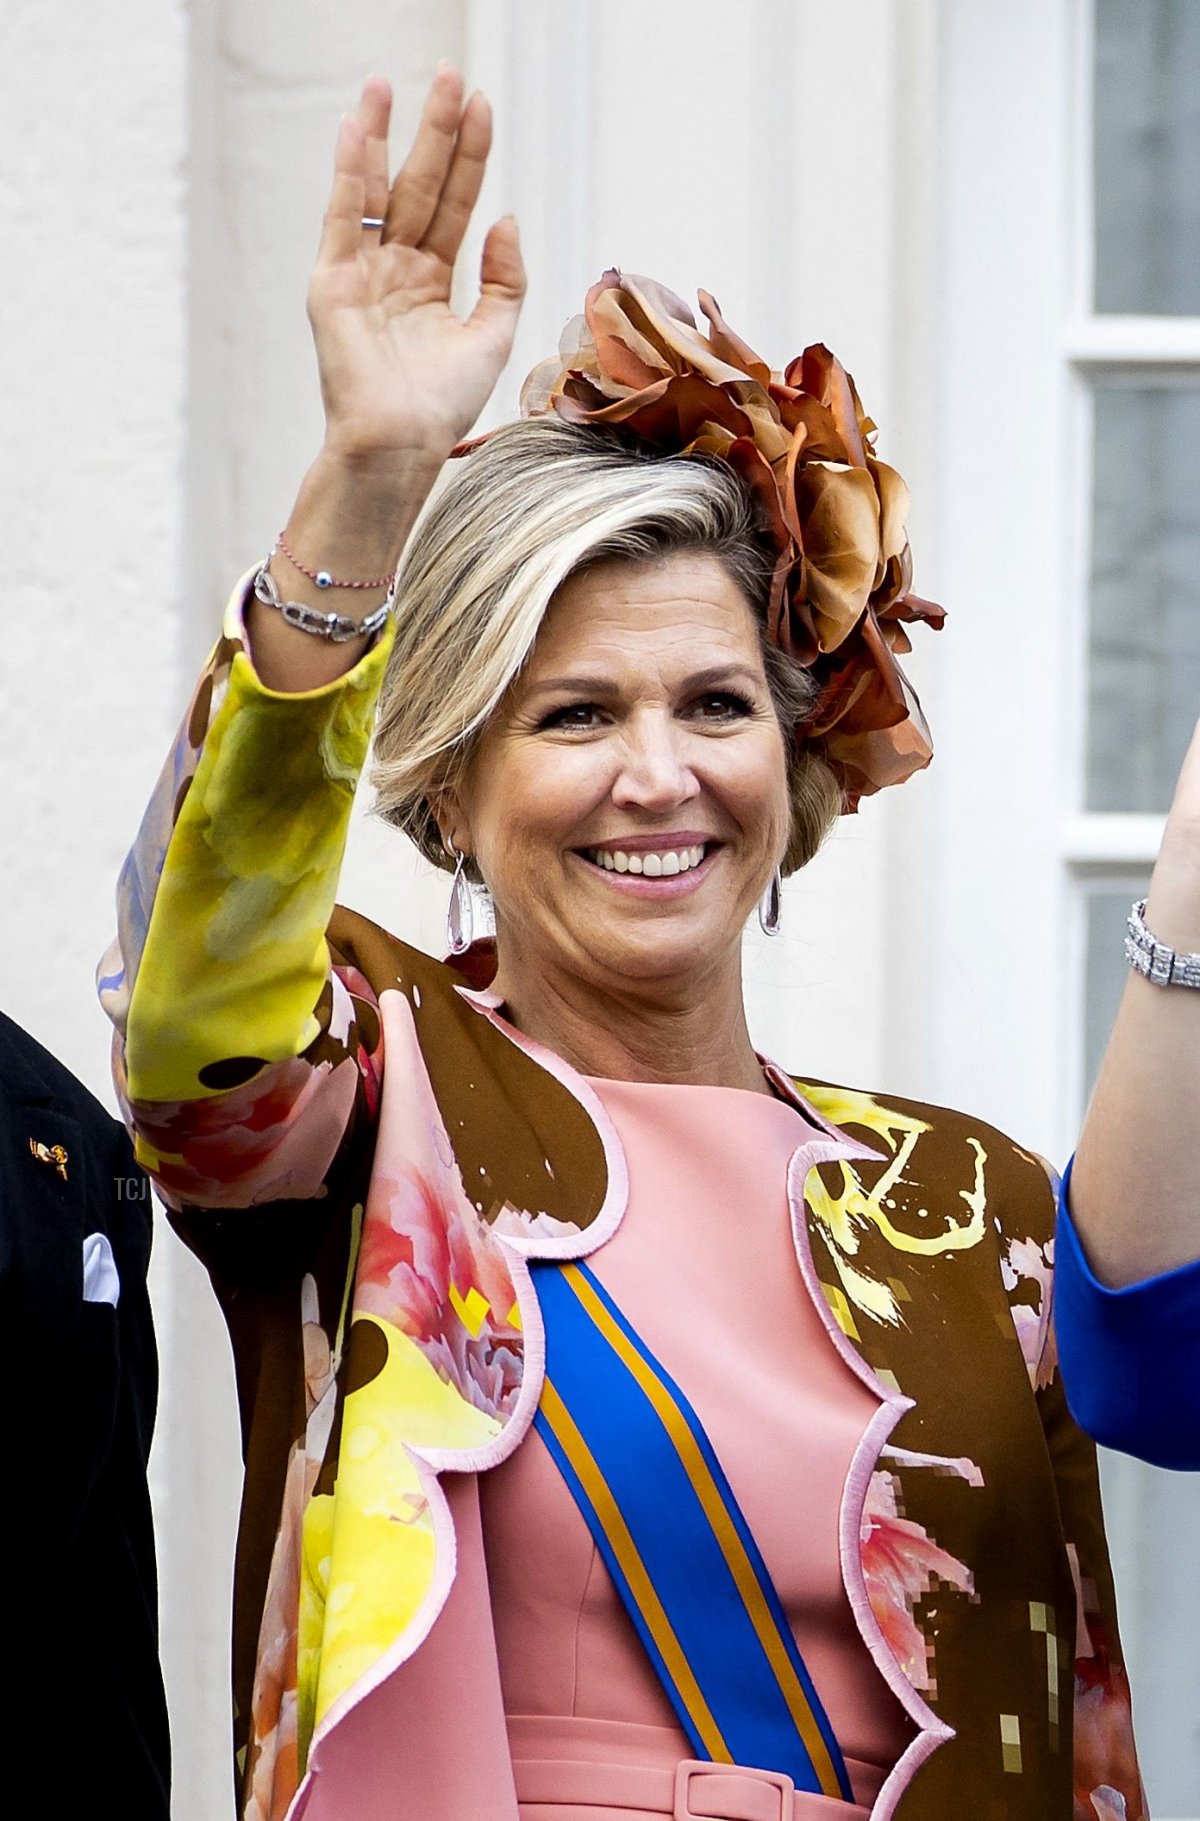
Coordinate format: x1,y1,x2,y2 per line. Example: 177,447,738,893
927,0,1077,1157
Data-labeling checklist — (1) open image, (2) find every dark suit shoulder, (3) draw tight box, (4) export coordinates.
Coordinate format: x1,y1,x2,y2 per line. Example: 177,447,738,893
0,1010,125,1138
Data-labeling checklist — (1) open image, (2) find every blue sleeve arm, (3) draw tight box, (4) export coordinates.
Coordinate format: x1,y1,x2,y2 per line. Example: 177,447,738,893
1055,1157,1200,1470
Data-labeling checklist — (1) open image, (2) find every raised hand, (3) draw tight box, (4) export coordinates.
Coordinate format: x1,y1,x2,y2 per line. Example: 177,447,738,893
310,68,526,466
250,67,525,690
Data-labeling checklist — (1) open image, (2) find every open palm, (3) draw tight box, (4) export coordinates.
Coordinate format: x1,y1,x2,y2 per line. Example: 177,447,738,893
310,69,525,466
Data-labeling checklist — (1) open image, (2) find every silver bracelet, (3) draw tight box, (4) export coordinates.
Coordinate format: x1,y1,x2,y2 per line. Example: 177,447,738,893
1125,898,1200,989
252,561,394,644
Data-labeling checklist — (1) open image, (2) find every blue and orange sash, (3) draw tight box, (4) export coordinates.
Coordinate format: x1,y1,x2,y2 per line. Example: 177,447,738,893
530,1259,852,1801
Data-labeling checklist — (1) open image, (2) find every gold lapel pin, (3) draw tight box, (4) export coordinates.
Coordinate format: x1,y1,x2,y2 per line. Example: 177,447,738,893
28,1139,69,1181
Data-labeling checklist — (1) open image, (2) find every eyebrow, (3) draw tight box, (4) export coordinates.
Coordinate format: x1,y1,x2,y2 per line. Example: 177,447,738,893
522,663,764,700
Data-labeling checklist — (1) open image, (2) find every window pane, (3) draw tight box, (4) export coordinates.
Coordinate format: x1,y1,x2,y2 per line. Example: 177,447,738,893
1094,0,1200,315
1086,380,1200,812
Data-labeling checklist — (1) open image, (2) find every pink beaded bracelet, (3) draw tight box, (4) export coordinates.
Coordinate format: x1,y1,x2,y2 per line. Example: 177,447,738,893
275,530,396,592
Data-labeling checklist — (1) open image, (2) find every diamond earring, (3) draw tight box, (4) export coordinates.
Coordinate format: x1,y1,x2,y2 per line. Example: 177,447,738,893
757,866,783,937
446,848,475,955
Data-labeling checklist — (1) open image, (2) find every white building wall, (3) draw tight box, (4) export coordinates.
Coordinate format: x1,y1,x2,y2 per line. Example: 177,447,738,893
0,0,205,1808
1,0,188,1093
15,3,1178,1816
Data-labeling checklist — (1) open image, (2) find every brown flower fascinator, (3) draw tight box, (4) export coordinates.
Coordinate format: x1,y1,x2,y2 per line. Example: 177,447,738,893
464,269,944,809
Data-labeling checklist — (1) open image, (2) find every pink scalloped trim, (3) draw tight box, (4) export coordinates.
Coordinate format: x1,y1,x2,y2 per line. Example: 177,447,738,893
454,983,632,1259
774,1067,953,1818
291,990,631,1813
295,1035,951,1818
404,995,632,1480
303,1446,460,1764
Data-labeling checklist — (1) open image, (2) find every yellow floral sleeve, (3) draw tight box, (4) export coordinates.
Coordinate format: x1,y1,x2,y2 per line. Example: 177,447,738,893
98,576,395,1208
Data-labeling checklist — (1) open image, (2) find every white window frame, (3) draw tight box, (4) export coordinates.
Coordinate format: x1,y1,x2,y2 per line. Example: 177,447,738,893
933,4,1200,1814
1062,0,1200,1117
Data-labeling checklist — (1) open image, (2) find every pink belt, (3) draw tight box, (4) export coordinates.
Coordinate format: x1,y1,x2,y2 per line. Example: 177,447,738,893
513,1756,872,1820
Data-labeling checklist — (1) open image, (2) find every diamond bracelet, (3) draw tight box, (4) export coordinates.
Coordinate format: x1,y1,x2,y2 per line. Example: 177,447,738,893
252,561,395,644
1125,898,1200,989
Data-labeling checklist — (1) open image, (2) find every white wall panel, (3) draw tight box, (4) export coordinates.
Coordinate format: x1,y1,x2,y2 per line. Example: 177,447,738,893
0,0,187,1098
0,1,203,1812
929,0,1075,1160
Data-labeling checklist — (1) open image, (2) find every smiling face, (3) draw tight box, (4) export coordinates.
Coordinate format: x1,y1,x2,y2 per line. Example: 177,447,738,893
444,552,792,1004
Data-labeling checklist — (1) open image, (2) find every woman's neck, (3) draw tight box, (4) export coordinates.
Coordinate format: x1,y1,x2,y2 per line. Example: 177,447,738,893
488,946,771,1094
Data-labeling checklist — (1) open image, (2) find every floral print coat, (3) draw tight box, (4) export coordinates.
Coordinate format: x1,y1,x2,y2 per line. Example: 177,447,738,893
98,583,1146,1821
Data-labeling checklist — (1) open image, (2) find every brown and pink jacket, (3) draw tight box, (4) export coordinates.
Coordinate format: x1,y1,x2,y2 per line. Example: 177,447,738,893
98,585,1145,1821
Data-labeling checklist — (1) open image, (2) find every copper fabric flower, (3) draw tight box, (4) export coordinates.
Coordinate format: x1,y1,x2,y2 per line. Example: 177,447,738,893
508,270,945,809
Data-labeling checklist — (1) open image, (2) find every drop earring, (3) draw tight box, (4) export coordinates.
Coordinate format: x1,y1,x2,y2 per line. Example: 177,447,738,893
446,847,475,956
757,866,783,937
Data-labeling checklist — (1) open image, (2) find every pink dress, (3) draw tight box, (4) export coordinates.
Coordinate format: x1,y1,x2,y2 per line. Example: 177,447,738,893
480,1078,913,1820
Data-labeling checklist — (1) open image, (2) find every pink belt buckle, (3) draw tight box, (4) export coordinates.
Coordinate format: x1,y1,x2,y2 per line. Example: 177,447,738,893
673,1759,795,1821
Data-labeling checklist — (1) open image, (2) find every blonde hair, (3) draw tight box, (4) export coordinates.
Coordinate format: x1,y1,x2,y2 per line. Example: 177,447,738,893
371,417,841,875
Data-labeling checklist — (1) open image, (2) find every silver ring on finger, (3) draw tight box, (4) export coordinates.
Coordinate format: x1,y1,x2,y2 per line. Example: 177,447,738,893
361,215,386,232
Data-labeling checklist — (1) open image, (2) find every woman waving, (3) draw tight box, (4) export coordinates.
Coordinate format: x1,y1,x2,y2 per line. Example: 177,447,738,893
101,66,1143,1821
